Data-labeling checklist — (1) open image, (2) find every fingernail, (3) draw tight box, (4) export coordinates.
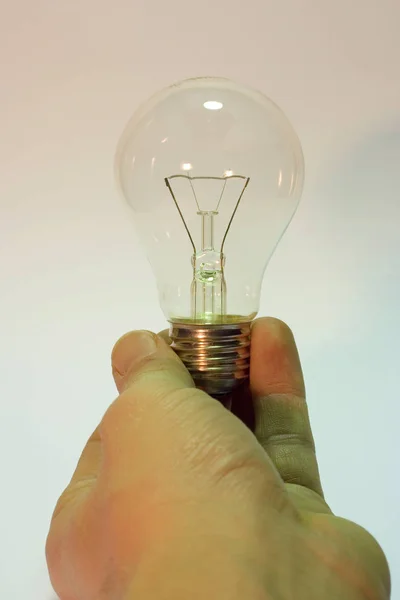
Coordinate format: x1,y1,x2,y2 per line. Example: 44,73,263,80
112,330,158,377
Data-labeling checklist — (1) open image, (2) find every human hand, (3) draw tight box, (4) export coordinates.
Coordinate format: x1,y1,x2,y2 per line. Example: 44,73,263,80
46,318,390,600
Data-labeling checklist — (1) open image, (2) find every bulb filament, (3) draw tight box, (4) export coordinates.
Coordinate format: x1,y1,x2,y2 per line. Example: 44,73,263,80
165,175,250,323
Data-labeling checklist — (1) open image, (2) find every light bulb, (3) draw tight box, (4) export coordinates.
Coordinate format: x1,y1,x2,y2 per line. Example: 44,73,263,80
115,77,304,398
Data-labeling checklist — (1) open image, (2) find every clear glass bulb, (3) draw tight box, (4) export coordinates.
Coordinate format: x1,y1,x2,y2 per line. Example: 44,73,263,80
115,77,304,397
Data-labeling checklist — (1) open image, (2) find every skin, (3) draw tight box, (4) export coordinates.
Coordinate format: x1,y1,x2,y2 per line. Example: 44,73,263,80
46,317,391,600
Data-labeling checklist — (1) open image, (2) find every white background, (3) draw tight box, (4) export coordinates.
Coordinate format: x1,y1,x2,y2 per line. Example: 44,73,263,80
1,1,399,598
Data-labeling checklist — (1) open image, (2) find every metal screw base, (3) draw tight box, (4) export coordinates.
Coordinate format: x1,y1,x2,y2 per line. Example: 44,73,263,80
169,320,251,398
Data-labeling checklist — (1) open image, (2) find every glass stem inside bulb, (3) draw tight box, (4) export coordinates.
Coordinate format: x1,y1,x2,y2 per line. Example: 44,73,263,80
201,211,214,251
191,211,226,322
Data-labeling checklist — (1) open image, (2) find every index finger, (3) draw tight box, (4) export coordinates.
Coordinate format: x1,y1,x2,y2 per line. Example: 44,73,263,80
250,317,323,496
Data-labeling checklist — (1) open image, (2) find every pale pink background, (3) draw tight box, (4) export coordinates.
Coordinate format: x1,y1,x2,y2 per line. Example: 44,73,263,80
1,1,399,598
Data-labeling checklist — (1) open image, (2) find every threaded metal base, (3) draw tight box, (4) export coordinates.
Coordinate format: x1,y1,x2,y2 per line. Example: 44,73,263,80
169,320,251,398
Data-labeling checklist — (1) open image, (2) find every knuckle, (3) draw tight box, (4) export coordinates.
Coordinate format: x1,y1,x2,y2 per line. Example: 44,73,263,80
101,362,196,434
180,404,268,485
52,478,95,521
125,354,193,391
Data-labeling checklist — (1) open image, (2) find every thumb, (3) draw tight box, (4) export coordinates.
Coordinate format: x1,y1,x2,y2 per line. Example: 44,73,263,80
111,329,194,394
102,330,279,498
103,330,223,489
